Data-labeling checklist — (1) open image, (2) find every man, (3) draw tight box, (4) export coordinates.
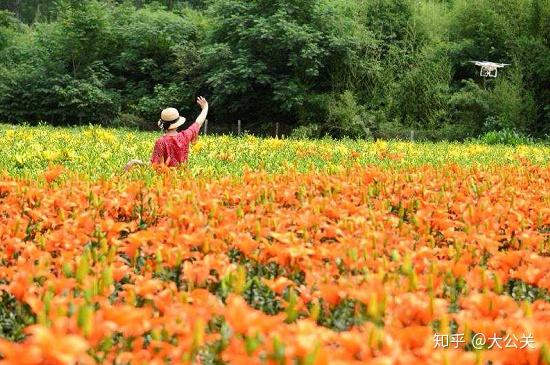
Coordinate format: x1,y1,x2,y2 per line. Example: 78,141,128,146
124,96,208,171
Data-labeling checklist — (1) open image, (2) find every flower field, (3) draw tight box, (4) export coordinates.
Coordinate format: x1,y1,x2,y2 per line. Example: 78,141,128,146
0,124,549,365
1,124,549,179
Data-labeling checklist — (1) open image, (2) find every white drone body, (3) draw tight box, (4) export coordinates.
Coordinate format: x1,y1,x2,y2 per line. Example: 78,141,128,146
469,61,511,78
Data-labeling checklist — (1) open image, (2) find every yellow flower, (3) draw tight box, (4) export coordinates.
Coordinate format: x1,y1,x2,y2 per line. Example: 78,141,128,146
30,143,44,154
335,145,349,155
265,138,284,150
448,147,461,159
394,141,410,151
192,141,205,153
97,130,116,143
14,154,26,166
466,144,489,155
373,140,388,152
244,134,258,143
64,149,78,161
42,150,61,161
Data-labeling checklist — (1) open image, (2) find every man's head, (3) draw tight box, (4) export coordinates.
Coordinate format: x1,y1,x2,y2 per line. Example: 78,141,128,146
158,108,186,132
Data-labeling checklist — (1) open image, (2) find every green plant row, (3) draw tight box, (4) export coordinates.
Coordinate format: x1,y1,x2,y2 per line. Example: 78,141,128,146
1,124,548,180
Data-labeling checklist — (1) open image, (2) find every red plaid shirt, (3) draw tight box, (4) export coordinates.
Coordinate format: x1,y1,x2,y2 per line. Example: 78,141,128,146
150,122,200,167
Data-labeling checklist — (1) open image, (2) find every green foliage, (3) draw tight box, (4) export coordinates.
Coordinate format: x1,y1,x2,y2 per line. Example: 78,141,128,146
109,4,205,124
0,0,58,23
386,43,452,129
1,123,549,180
201,0,370,128
362,0,413,46
325,90,371,138
489,71,536,132
317,299,369,331
448,80,492,136
504,279,550,302
0,9,24,49
449,0,511,67
443,274,467,313
242,277,282,315
0,0,548,139
477,129,535,146
0,1,205,126
0,291,36,342
0,1,121,124
448,0,549,136
289,124,322,139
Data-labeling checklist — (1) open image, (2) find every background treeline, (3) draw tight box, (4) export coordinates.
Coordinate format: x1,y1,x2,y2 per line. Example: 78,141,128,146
0,0,548,139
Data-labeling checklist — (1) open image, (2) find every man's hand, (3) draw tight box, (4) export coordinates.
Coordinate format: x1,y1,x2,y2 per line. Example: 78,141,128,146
195,96,209,127
197,96,208,110
124,159,144,172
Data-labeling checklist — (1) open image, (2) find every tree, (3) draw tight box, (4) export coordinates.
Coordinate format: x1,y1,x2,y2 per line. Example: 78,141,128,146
0,0,58,23
201,0,375,131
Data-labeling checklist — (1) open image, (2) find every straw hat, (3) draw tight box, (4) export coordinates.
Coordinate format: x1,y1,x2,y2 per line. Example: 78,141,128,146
158,108,186,130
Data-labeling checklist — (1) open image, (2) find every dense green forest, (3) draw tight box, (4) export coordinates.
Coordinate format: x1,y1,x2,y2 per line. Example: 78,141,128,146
0,0,548,139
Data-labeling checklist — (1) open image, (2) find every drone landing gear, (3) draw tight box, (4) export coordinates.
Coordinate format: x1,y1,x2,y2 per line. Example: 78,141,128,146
480,67,498,78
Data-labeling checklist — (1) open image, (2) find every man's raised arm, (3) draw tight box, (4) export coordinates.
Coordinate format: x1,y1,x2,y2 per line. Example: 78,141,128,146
195,96,209,127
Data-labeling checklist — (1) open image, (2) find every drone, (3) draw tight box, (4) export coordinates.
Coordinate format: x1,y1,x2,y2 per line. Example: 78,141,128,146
469,61,511,78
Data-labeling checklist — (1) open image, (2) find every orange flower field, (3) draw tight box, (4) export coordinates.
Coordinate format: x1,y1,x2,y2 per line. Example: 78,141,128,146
0,163,549,365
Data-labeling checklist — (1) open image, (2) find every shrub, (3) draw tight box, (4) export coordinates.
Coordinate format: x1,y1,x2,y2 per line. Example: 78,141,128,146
477,129,534,146
289,124,322,140
0,1,205,126
448,80,491,136
0,0,548,139
487,69,536,133
386,43,452,129
325,90,371,138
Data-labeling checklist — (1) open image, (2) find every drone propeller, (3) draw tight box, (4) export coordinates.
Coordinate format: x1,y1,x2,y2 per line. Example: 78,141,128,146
468,61,511,79
469,61,510,68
